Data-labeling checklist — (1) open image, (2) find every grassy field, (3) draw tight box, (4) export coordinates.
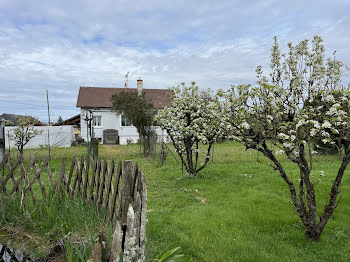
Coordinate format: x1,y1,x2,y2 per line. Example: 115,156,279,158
1,142,350,261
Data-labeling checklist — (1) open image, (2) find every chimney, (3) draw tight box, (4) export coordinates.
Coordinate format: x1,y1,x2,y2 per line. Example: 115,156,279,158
137,77,143,94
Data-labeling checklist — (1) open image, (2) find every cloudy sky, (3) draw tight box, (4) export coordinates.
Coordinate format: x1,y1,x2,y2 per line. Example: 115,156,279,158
0,0,349,122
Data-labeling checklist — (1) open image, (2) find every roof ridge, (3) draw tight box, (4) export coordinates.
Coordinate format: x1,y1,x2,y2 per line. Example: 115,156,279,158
77,86,172,108
79,86,169,91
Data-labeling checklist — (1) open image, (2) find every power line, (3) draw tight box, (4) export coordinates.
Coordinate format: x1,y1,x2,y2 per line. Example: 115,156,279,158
0,99,76,109
0,99,46,108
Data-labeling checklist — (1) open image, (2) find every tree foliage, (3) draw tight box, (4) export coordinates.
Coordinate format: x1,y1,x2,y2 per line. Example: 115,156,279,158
56,116,64,125
224,36,350,240
155,82,227,176
111,91,155,138
9,116,43,154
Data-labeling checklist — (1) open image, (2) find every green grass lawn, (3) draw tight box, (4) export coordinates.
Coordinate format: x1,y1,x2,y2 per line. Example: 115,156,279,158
1,142,350,261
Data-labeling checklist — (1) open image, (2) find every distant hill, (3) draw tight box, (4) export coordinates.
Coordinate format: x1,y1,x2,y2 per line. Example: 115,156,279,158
0,113,23,125
0,114,43,126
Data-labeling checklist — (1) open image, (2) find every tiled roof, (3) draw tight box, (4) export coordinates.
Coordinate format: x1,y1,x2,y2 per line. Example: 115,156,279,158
76,87,172,109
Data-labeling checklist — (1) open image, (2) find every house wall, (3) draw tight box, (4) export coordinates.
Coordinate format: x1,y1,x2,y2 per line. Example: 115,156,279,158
80,108,166,145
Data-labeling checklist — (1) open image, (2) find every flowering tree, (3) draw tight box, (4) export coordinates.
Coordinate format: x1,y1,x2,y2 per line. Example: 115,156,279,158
225,36,350,240
10,116,43,154
155,82,227,177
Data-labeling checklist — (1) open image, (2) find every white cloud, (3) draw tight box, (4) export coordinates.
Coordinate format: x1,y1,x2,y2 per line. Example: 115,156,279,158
0,0,349,120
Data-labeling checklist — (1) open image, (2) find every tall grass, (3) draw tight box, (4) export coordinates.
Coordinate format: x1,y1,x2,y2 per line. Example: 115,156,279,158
0,188,106,258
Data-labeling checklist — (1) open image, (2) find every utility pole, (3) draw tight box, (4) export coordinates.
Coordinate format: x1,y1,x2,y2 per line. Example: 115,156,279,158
46,89,51,156
7,130,10,154
84,110,94,158
0,119,5,164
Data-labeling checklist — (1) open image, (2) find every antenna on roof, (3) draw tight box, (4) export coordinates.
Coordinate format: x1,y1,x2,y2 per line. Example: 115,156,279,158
124,72,129,88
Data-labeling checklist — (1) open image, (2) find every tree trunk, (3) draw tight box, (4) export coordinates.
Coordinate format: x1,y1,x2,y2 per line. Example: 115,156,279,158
143,137,148,157
305,226,322,241
247,141,350,241
19,144,24,154
185,139,196,176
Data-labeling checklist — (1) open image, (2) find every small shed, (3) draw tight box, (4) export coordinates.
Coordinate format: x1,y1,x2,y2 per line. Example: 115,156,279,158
62,114,81,128
5,125,75,149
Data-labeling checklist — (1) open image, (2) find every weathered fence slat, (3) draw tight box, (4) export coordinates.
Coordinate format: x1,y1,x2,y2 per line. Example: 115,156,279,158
71,157,80,197
104,159,114,214
11,161,25,195
46,164,55,190
109,161,122,222
0,153,9,170
56,158,67,194
89,157,97,204
7,161,18,192
77,156,84,197
24,157,50,194
37,175,48,207
9,157,36,195
24,171,36,206
98,159,108,207
119,160,134,226
66,157,76,193
5,161,12,193
131,163,139,198
33,162,48,207
83,157,90,199
95,159,102,204
0,153,10,183
0,154,23,193
133,191,142,254
139,171,147,260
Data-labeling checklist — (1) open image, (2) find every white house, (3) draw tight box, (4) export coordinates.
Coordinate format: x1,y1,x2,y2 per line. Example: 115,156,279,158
76,79,172,145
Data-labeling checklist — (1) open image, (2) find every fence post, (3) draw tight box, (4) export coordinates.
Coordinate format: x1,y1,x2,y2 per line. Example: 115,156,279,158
0,119,5,165
108,161,147,262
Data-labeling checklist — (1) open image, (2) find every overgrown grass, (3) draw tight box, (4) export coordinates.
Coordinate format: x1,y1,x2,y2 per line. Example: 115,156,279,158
1,142,350,261
0,187,106,258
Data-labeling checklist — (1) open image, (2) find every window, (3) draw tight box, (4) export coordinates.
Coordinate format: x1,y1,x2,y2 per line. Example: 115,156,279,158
93,115,102,127
121,115,132,126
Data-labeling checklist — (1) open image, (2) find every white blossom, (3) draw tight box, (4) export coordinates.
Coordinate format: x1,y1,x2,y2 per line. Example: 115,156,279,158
324,95,335,103
278,133,289,140
313,121,321,129
321,131,330,137
241,122,250,129
322,121,332,128
310,129,317,137
275,149,284,155
283,142,293,149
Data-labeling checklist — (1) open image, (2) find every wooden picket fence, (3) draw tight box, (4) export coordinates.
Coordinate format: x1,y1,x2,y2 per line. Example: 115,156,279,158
1,153,148,261
0,153,146,224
